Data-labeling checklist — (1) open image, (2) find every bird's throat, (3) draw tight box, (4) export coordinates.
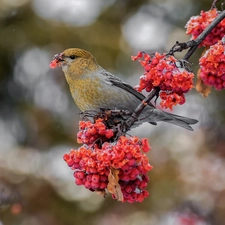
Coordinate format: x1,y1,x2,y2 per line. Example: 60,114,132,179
66,74,103,111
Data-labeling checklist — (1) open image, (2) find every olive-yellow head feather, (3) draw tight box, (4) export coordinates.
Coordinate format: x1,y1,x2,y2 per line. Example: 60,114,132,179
50,48,100,79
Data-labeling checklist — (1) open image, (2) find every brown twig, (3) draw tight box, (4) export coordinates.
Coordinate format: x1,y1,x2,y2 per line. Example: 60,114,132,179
183,10,225,60
168,10,225,60
211,0,223,9
124,87,160,131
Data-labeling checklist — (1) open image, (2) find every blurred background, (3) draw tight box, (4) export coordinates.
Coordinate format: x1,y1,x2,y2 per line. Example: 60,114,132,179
0,0,225,224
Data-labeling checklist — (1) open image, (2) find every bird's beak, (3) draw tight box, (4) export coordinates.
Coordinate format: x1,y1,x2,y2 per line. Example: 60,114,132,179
53,53,64,62
50,53,65,68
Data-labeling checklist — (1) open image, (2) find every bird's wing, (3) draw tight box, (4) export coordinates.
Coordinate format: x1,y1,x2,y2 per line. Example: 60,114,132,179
103,71,155,108
102,71,198,130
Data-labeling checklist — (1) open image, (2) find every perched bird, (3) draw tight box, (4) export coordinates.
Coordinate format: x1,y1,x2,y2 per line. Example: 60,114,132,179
50,48,198,130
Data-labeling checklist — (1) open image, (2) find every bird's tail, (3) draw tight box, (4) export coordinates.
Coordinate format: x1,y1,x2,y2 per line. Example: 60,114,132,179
165,114,198,131
148,109,198,131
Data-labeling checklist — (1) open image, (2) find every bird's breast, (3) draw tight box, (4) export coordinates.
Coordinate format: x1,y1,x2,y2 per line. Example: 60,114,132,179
67,76,103,111
65,72,142,112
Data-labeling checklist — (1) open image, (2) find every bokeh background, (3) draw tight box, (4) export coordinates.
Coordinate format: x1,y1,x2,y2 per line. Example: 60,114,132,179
0,0,225,224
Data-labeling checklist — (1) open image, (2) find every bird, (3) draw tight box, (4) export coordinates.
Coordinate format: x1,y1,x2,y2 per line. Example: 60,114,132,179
50,48,198,130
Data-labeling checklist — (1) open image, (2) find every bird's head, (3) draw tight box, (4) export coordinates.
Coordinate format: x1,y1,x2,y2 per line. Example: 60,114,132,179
50,48,100,78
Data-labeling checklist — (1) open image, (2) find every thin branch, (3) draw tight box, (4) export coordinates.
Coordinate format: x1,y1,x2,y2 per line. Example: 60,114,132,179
211,0,223,9
168,41,196,55
168,10,225,59
183,10,225,60
124,87,160,131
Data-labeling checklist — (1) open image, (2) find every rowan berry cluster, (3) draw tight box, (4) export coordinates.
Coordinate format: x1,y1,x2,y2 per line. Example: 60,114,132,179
185,8,225,47
199,38,225,90
64,119,153,203
132,52,194,110
77,119,114,145
177,212,206,225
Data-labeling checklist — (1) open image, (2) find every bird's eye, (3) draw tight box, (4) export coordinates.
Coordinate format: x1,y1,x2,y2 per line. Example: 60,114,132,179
69,55,76,59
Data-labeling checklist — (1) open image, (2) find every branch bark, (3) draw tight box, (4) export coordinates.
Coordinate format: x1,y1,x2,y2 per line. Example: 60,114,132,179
183,10,225,60
124,87,160,131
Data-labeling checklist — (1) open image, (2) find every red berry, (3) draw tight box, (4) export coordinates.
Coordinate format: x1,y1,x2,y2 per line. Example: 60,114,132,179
105,130,114,139
128,158,136,166
84,180,92,189
136,194,144,202
141,138,151,152
91,182,100,189
99,182,107,189
121,163,130,171
126,152,133,159
123,191,131,199
119,174,130,181
142,190,149,197
131,192,137,200
75,178,84,185
139,181,147,189
86,174,92,182
72,163,80,169
76,171,85,179
90,167,97,173
125,185,133,193
92,174,100,183
49,59,58,69
137,165,145,174
134,178,141,186
127,198,135,203
111,194,117,199
100,175,108,182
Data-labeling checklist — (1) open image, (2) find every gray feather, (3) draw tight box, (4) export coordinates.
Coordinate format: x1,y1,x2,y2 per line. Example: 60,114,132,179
101,70,198,130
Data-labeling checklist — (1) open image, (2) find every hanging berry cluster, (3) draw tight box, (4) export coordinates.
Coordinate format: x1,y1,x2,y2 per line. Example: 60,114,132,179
185,8,225,47
185,9,225,91
77,119,114,145
132,52,194,110
63,119,153,203
199,38,225,90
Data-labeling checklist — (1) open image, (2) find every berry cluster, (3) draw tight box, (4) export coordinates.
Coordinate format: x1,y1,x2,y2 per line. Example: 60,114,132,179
132,52,194,110
77,119,114,145
177,213,206,225
64,128,153,203
185,8,225,47
199,38,225,90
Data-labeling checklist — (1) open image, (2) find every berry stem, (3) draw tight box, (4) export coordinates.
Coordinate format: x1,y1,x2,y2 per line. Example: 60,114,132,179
211,0,223,9
124,87,160,131
183,10,225,60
